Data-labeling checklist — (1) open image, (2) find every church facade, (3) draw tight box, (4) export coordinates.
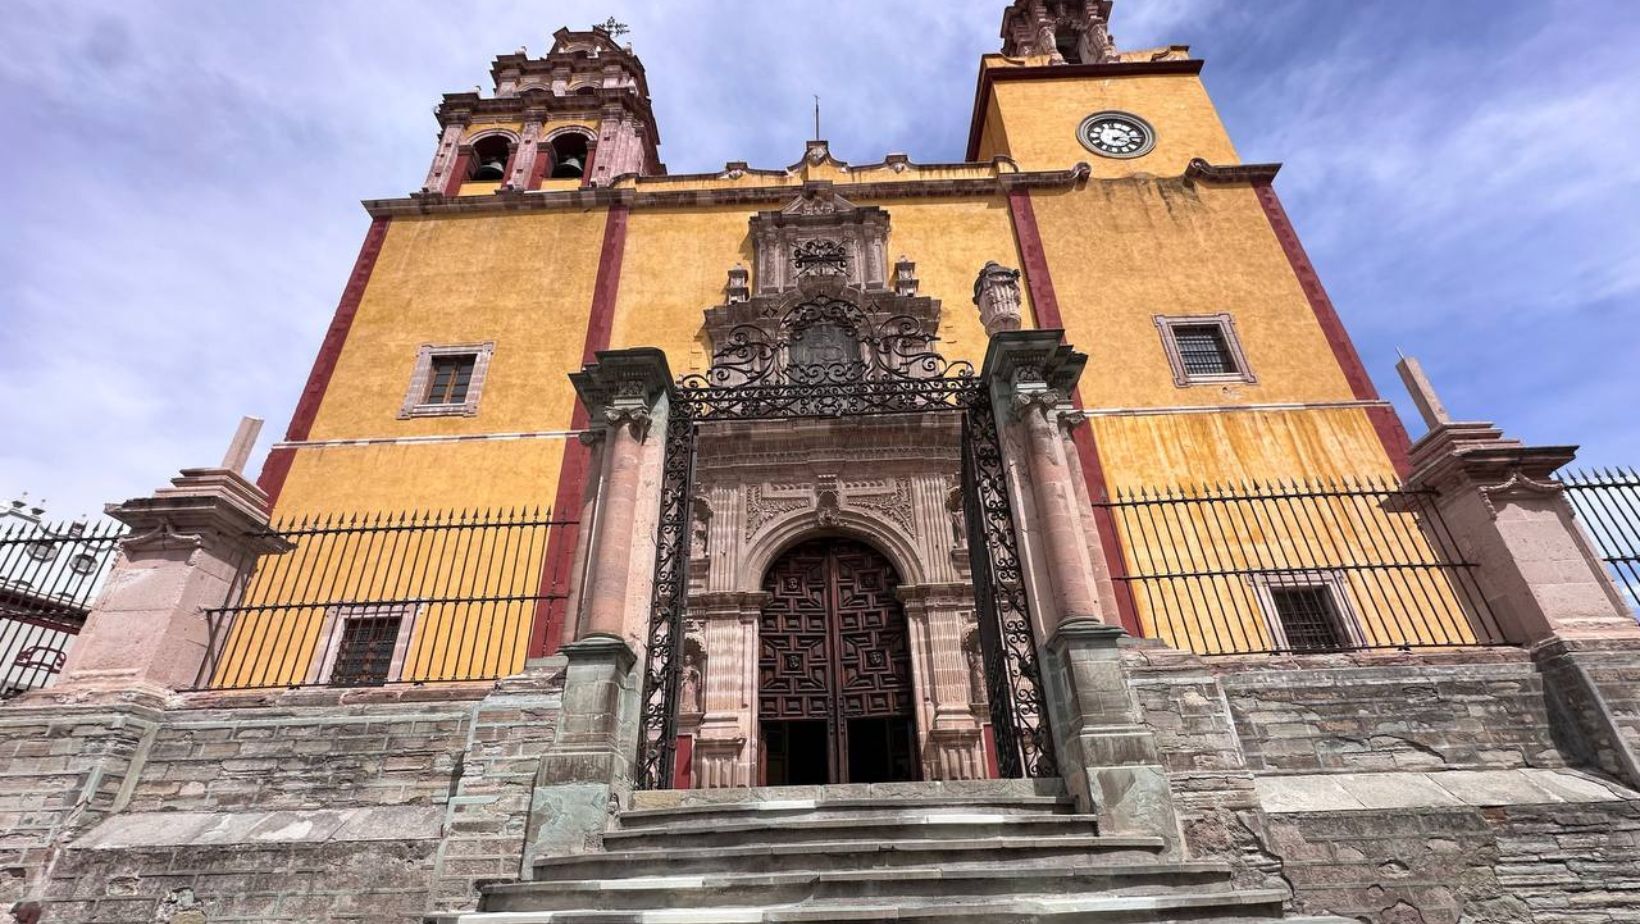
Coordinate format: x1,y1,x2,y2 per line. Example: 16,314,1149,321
5,3,1640,923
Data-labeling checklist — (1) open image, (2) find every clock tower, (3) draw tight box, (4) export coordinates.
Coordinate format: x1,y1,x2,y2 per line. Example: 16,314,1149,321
971,0,1236,177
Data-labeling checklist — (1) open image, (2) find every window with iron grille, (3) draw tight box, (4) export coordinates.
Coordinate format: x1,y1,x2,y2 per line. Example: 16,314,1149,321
329,616,402,687
425,355,476,405
1269,586,1346,652
1154,314,1256,387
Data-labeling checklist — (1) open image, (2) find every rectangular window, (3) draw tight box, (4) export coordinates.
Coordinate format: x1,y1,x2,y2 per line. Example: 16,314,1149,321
1172,324,1235,376
329,615,403,687
1155,314,1256,387
400,341,495,419
425,354,476,405
1269,586,1346,652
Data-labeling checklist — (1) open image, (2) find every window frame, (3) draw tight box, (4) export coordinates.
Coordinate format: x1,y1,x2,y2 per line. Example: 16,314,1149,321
1247,570,1365,652
306,603,419,687
1154,313,1256,388
399,341,495,419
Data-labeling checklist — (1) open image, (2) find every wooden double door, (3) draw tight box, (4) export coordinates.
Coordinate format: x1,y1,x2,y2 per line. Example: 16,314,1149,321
758,538,919,785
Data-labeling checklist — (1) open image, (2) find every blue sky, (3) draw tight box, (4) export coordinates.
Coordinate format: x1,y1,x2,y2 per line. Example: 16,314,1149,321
1,0,1637,519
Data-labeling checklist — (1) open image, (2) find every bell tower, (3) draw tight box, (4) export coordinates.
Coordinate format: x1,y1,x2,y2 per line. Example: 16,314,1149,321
420,22,665,197
1000,0,1117,65
970,0,1233,177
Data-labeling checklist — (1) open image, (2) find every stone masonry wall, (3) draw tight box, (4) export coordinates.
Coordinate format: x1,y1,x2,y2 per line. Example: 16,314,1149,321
1,663,562,924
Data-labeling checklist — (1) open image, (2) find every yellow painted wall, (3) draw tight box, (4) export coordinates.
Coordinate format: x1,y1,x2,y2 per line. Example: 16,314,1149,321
1090,407,1398,492
273,438,569,517
1029,179,1358,409
305,210,607,443
609,205,754,374
981,71,1238,176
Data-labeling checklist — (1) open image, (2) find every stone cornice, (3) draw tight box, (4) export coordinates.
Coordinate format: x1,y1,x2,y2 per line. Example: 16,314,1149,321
363,164,1104,218
965,58,1206,161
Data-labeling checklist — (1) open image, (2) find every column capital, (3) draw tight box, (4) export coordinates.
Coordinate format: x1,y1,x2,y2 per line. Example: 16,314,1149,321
572,348,673,442
982,330,1087,423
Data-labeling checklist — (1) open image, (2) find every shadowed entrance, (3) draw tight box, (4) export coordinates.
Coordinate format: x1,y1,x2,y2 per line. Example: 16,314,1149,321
759,538,918,785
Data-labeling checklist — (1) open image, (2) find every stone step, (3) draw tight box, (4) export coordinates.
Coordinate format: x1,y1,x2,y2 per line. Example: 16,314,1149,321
483,861,1238,913
535,834,1168,879
617,794,1076,829
604,811,1099,849
429,886,1294,923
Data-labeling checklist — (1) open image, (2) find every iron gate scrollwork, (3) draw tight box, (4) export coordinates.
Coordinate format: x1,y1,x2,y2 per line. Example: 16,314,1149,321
634,297,1056,789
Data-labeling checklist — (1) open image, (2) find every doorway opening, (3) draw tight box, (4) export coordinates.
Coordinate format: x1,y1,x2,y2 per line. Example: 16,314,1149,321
758,537,919,785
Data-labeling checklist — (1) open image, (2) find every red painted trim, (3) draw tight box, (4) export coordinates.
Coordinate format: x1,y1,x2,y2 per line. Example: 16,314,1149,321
529,142,552,191
257,216,391,507
1367,405,1414,479
966,59,1205,162
442,150,472,196
982,723,1000,780
1254,180,1415,477
673,734,694,790
527,205,631,657
1253,181,1378,403
1005,189,1142,636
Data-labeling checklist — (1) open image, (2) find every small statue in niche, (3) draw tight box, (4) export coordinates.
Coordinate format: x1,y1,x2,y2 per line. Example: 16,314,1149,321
680,647,705,716
946,485,966,548
964,631,988,707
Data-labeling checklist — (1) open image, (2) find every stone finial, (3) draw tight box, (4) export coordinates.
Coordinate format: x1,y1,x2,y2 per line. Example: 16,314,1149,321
973,261,1024,336
894,257,919,297
1395,355,1453,431
221,416,264,475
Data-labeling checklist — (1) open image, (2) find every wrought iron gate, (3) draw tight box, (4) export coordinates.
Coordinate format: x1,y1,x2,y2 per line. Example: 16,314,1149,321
632,298,1055,789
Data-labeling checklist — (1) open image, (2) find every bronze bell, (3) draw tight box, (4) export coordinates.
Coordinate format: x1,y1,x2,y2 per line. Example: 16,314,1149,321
552,155,584,179
473,158,507,180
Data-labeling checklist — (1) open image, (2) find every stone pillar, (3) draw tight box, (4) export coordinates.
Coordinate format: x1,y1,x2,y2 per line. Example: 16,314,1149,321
981,331,1180,848
421,117,469,195
46,467,288,704
986,331,1102,627
528,349,672,861
972,262,1024,336
1397,356,1640,786
1047,621,1183,851
690,591,767,788
1404,424,1635,645
502,114,544,191
899,583,986,780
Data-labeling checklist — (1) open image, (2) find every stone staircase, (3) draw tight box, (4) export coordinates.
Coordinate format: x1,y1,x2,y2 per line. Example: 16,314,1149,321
429,782,1348,923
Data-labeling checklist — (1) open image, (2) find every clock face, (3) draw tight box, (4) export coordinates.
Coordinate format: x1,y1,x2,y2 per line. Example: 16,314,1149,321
1078,112,1155,159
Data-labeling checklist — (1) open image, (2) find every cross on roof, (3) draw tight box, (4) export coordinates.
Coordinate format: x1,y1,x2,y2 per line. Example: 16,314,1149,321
598,17,630,39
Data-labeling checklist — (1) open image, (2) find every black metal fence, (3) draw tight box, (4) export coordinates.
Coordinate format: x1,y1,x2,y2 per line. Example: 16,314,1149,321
1,518,126,698
194,508,573,690
1562,468,1640,616
1095,478,1505,656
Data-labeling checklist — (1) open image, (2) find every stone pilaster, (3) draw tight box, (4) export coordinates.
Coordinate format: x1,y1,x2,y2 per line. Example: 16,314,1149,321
690,591,768,788
899,583,986,780
503,113,545,191
43,468,288,705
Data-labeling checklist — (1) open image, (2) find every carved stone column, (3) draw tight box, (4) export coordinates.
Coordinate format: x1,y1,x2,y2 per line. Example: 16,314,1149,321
46,468,288,704
972,262,1024,336
528,349,671,861
986,332,1103,628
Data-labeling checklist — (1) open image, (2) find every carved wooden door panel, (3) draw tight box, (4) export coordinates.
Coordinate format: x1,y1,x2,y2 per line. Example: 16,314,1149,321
759,538,916,783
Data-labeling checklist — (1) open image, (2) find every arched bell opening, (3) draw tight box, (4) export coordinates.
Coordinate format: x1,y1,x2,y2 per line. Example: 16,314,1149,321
1055,25,1083,64
757,536,920,786
469,134,512,181
549,132,590,179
